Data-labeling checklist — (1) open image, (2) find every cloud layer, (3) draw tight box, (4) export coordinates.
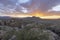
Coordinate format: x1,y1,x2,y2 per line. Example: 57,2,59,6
0,0,60,15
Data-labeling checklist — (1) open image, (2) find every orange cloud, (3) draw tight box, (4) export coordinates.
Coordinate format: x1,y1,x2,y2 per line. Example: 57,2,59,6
1,10,60,19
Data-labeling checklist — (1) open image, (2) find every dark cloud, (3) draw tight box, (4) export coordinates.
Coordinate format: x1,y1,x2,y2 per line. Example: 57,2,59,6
0,0,60,13
39,0,60,12
20,0,60,12
0,0,17,5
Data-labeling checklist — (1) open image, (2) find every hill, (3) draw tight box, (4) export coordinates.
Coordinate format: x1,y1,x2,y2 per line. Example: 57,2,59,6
0,16,60,40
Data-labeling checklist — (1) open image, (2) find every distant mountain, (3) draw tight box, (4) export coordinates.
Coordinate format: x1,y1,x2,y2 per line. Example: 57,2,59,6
0,16,12,19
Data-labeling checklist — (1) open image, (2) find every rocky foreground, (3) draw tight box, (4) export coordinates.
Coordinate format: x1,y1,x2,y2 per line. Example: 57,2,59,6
0,17,60,40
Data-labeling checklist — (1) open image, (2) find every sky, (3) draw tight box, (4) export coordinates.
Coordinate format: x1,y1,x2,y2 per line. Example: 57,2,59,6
0,0,60,19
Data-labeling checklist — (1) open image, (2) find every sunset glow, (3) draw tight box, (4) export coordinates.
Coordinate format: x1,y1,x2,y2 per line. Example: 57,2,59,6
0,10,60,19
0,0,60,19
1,11,60,19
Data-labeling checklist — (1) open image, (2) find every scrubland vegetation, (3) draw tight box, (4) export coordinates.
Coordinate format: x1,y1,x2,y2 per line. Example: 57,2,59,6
0,17,60,40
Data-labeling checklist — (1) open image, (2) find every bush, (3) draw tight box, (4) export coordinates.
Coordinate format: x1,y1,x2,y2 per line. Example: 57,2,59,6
16,24,56,40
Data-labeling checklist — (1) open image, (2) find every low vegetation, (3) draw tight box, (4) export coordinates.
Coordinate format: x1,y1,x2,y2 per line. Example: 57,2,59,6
0,17,60,40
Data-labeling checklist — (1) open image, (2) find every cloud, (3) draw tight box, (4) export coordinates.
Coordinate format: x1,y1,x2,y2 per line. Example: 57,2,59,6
20,7,28,13
39,0,60,12
0,0,60,14
48,5,60,12
17,0,30,4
